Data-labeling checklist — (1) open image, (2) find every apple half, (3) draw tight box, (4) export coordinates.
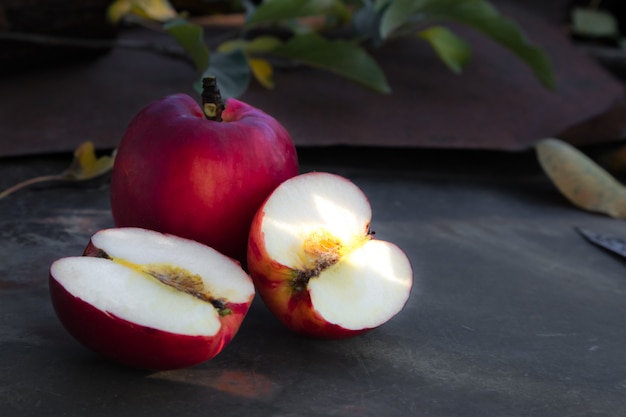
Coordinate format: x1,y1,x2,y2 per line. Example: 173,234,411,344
49,227,255,370
247,172,413,339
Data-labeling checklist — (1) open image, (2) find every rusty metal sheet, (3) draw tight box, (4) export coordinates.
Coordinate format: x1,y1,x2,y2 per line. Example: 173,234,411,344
0,1,624,156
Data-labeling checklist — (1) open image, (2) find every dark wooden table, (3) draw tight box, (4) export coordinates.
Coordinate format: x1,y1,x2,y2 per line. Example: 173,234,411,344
2,146,626,417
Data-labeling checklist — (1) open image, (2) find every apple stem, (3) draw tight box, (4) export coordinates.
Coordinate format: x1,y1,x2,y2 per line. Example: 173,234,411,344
201,76,225,122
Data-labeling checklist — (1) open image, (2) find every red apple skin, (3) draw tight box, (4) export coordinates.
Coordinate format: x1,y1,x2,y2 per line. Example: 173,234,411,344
110,94,299,264
49,276,252,370
247,214,371,340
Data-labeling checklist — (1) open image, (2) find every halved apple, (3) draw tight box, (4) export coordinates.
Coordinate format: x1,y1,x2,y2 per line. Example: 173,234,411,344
49,227,255,370
247,172,413,339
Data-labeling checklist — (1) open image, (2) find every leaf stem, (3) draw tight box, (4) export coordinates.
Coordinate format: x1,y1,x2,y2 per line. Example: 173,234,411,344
0,174,65,200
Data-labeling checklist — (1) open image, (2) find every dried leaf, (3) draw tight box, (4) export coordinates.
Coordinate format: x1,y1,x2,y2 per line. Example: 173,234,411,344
536,138,626,218
0,141,115,200
64,141,116,180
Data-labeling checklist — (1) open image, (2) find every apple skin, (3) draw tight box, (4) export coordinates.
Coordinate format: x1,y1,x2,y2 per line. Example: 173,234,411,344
49,277,251,371
247,220,371,340
110,94,299,264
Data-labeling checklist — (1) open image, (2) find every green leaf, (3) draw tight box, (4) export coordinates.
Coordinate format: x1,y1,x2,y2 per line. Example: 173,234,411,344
352,1,384,45
431,0,555,89
379,0,426,39
571,7,619,38
374,0,394,12
164,18,210,73
271,33,391,93
418,26,471,73
247,0,351,26
536,138,626,218
200,50,251,99
382,0,556,89
218,36,282,55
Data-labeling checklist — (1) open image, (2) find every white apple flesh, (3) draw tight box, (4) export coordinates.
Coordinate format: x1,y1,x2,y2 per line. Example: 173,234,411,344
247,172,413,339
49,228,255,370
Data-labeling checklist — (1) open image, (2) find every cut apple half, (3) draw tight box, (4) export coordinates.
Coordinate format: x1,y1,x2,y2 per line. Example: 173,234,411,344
49,227,255,370
247,172,413,339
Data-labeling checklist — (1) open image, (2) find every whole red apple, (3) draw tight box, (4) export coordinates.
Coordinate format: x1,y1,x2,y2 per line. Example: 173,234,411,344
49,227,255,370
110,79,298,263
247,172,413,339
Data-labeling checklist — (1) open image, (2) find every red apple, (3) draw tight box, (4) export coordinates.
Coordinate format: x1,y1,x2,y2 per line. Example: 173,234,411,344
247,172,413,339
110,83,298,264
49,227,255,370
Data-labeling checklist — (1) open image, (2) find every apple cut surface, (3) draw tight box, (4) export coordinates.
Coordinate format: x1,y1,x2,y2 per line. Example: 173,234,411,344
248,172,413,338
49,228,255,370
51,257,224,336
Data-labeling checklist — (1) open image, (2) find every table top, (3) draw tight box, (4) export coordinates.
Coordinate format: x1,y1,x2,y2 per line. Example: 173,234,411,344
2,146,626,417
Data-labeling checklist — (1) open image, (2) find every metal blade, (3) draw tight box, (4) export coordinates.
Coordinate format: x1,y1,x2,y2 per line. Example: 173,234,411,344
576,227,626,259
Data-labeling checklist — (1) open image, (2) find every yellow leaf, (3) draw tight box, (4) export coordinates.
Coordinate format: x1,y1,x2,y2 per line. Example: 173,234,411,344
66,141,116,180
249,58,274,89
536,138,626,218
108,0,177,23
132,0,178,22
217,39,249,53
108,0,132,23
246,36,282,54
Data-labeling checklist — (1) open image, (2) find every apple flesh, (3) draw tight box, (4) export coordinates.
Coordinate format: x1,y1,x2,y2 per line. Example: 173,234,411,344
49,227,255,370
247,172,413,339
110,93,299,264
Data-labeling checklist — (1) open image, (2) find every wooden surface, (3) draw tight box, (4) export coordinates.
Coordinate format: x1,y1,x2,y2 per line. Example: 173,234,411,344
2,147,626,416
